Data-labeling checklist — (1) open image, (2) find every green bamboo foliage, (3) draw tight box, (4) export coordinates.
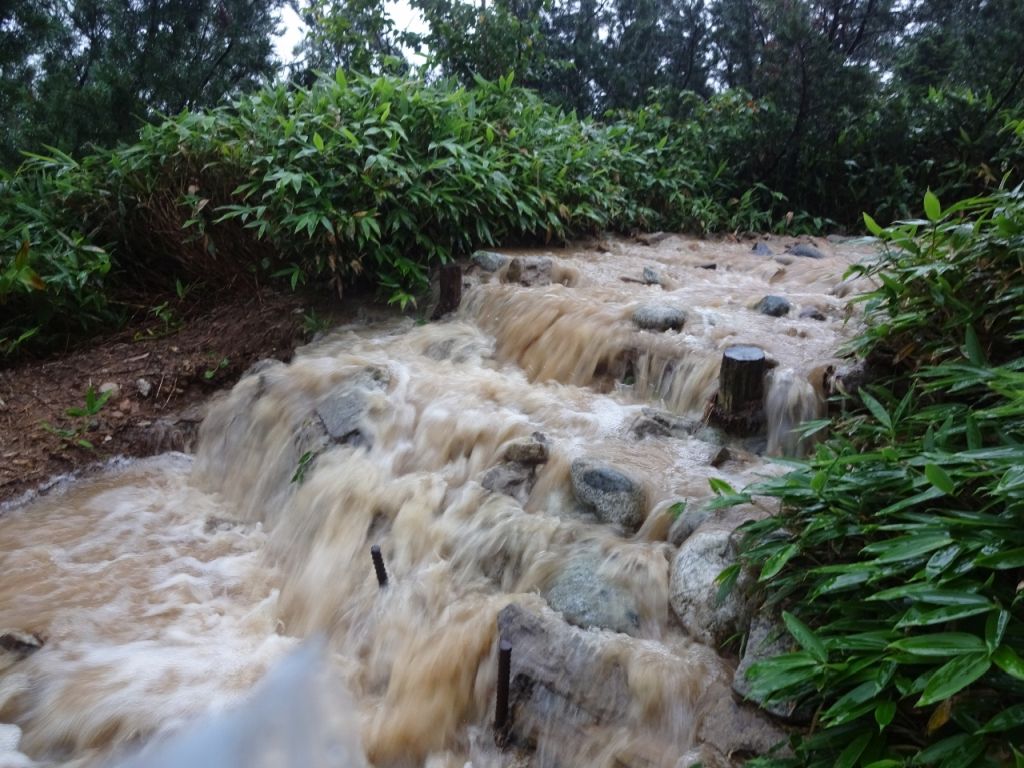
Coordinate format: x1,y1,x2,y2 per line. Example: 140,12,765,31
1,73,796,356
731,188,1024,768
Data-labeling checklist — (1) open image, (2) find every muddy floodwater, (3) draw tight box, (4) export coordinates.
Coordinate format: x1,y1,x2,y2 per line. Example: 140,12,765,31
0,235,874,767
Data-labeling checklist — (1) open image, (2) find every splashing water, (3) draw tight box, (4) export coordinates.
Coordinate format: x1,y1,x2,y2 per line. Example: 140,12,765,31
0,235,873,767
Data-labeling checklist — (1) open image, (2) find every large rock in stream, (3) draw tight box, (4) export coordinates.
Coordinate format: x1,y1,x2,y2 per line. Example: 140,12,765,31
669,520,753,647
472,250,510,272
543,554,641,636
569,459,647,533
496,603,787,767
632,304,686,332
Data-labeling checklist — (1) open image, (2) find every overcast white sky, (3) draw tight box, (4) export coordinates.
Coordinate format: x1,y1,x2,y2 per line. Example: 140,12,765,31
273,2,428,63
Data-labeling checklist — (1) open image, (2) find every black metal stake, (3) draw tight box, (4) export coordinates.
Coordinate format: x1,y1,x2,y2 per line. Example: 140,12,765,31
495,639,512,731
370,544,388,588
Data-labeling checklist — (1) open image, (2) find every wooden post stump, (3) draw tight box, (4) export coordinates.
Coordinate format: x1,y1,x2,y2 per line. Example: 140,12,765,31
709,345,767,436
432,263,463,319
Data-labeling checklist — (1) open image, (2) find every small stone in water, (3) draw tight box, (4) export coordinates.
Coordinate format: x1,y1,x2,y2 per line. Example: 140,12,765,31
786,243,825,259
799,307,827,321
752,242,773,256
642,266,661,285
755,295,791,317
504,437,549,464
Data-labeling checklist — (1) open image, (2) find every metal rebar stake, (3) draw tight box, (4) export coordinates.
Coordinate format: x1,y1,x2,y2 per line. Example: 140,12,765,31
370,544,388,588
495,639,512,732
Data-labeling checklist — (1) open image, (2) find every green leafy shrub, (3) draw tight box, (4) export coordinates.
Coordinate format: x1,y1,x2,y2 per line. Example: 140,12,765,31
0,72,798,357
0,156,115,356
730,188,1024,767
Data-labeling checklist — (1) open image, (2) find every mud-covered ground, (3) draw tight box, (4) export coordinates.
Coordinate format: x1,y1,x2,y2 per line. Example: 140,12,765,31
0,289,315,503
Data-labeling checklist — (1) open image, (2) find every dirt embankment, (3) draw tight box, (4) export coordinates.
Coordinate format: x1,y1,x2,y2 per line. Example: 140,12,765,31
0,289,318,504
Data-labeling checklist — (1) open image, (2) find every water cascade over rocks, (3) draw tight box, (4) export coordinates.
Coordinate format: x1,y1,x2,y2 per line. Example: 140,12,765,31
0,235,874,767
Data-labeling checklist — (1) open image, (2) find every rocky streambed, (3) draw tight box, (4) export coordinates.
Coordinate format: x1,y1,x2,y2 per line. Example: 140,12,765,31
0,233,875,767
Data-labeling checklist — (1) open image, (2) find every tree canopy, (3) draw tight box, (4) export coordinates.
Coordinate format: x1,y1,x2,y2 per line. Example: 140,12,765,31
1,0,283,166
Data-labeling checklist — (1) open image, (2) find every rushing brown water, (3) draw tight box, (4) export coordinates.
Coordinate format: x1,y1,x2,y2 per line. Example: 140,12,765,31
0,235,873,767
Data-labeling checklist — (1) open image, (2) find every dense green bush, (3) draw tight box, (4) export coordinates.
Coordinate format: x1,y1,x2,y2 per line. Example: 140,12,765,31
728,188,1024,767
0,72,799,357
0,157,115,356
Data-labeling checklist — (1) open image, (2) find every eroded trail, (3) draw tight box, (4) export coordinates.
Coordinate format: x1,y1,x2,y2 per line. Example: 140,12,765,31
0,235,873,768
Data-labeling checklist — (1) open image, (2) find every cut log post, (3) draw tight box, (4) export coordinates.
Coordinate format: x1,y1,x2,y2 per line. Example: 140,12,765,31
432,263,463,319
709,345,767,436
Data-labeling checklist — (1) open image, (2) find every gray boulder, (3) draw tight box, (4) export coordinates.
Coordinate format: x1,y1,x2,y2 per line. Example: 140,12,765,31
642,266,662,285
669,526,749,646
786,243,825,259
505,256,554,286
544,555,641,635
756,295,791,317
319,371,384,440
570,459,647,533
752,242,773,256
317,391,370,445
471,250,509,272
302,366,390,453
632,304,686,332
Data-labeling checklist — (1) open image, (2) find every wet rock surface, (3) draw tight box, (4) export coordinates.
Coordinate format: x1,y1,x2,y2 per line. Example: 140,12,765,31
669,522,751,646
786,243,825,259
504,256,554,286
481,461,537,504
756,295,791,317
632,304,686,332
798,306,826,321
733,611,806,721
496,603,786,767
544,554,641,635
503,434,550,464
314,366,390,447
667,503,712,546
0,630,43,674
472,250,509,272
570,458,647,532
642,266,662,285
630,407,700,440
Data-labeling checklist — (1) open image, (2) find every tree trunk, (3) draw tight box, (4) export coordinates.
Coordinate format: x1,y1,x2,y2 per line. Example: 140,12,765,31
709,345,767,436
